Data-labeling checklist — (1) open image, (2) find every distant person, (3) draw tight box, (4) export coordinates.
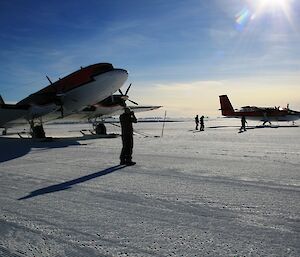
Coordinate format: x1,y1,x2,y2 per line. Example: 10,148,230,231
195,115,199,130
240,116,247,131
200,115,205,131
119,107,137,166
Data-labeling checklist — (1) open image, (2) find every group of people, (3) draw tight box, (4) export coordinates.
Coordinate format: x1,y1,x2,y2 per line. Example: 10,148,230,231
121,110,209,166
194,115,205,131
119,109,248,166
195,115,248,132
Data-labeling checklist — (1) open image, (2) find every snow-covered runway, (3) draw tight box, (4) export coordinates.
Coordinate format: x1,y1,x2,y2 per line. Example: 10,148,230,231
0,120,299,256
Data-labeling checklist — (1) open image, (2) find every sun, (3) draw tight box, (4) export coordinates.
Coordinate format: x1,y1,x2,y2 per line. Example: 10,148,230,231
250,0,294,24
260,0,290,10
256,0,292,14
261,0,289,8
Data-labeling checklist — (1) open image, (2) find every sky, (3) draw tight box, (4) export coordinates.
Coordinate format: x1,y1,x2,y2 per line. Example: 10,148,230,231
0,0,299,117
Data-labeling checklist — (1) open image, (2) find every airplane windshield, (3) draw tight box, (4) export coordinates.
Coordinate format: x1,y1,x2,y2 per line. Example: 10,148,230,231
92,63,114,75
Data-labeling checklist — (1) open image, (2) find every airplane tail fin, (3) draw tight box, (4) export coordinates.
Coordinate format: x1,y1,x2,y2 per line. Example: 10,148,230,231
219,95,235,116
0,95,4,105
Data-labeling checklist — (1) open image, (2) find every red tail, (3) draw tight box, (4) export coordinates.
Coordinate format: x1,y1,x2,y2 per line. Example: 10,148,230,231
219,95,235,116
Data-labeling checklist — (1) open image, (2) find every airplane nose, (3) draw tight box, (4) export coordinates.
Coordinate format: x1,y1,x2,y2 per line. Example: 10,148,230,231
115,68,128,75
114,68,128,81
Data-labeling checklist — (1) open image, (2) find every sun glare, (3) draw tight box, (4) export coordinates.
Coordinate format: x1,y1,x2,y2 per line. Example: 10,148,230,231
256,0,292,17
261,0,288,8
243,0,295,27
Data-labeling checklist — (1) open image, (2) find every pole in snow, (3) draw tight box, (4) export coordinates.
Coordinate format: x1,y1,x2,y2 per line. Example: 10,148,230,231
161,110,167,137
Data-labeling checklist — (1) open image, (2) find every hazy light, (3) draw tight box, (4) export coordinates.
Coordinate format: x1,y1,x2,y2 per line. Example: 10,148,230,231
235,0,294,31
260,0,290,9
253,0,294,24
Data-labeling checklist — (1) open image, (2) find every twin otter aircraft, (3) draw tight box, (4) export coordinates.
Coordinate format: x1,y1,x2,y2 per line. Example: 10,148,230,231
0,63,161,138
219,95,300,125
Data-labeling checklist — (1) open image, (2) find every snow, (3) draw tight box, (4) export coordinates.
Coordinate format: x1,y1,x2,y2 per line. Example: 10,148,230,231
0,119,299,257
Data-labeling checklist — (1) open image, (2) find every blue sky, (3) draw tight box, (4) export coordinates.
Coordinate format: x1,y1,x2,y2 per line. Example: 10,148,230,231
0,0,299,116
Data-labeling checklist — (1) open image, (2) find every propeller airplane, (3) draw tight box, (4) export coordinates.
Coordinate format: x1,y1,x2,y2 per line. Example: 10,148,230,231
0,63,161,138
219,95,300,125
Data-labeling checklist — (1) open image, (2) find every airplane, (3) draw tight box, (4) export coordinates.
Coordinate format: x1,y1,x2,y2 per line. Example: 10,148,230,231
0,63,161,138
219,95,300,125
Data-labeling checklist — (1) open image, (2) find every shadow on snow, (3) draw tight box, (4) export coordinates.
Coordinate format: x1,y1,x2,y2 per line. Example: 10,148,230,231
0,135,111,163
18,165,126,200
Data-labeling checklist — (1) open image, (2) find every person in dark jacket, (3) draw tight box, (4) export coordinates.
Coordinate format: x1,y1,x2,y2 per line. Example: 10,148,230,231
240,115,247,131
200,115,205,131
195,115,199,130
119,107,137,165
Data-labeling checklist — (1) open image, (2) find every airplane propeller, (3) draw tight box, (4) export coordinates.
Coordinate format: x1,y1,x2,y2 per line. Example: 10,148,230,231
118,83,138,106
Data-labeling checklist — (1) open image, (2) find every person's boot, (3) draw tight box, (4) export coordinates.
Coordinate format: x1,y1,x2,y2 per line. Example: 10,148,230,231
125,161,136,166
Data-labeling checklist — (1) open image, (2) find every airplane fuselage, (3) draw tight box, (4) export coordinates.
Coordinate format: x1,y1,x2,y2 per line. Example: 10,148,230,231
226,112,300,122
0,63,128,128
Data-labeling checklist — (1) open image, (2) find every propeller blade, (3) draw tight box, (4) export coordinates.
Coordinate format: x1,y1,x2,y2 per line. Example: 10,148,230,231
128,99,138,105
125,83,132,95
46,75,53,85
118,89,124,95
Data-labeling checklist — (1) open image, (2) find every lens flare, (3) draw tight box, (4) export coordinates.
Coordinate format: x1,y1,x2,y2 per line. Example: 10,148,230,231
235,0,295,30
235,7,256,31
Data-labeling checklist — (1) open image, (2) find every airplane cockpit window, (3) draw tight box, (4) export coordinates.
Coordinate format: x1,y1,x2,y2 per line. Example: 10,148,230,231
93,63,114,75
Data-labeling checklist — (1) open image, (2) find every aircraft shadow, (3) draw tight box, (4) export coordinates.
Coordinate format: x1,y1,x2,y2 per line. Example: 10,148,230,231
18,165,126,200
0,137,81,163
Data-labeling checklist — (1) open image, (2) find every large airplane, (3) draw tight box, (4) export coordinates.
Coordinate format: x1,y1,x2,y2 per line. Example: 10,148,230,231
219,95,300,125
0,63,161,138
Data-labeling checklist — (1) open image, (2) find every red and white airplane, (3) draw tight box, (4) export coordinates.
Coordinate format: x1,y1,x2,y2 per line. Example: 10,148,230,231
0,63,161,137
219,95,300,125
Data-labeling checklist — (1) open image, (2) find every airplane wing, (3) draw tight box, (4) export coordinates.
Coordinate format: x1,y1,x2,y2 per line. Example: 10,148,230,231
128,105,162,112
98,105,162,118
0,103,29,128
72,104,162,120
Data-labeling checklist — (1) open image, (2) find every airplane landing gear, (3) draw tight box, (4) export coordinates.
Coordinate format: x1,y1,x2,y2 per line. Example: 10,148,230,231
2,128,7,135
30,120,46,138
262,120,272,126
32,125,46,138
95,123,107,135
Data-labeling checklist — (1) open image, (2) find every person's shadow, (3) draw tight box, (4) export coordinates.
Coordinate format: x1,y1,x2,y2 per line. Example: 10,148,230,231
18,165,126,200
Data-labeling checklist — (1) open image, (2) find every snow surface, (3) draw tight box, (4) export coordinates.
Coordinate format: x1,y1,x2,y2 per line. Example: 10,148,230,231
0,119,299,257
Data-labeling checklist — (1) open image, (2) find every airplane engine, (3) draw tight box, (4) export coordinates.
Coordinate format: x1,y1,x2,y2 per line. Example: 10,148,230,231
28,103,58,119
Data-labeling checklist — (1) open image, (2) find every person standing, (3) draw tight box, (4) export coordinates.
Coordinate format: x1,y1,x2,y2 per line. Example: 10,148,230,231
240,115,247,131
195,115,199,130
200,115,205,131
119,107,137,165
